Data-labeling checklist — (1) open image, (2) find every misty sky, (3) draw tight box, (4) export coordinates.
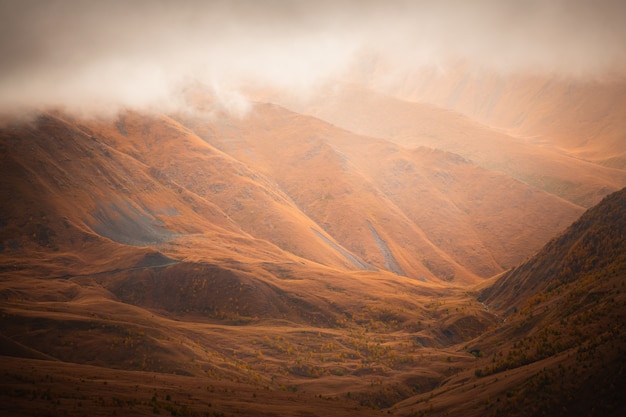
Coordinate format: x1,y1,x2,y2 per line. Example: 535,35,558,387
1,0,625,114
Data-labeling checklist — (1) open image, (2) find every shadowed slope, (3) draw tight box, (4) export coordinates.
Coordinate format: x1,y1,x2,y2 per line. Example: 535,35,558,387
395,188,626,417
479,186,626,313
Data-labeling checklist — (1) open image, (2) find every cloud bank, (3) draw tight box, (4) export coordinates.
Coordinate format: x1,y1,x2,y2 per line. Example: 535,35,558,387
1,0,625,114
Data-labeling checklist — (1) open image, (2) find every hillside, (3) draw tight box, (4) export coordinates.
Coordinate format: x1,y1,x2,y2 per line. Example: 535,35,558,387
174,100,583,280
0,111,370,277
374,65,626,169
394,188,626,417
480,186,626,313
265,83,626,208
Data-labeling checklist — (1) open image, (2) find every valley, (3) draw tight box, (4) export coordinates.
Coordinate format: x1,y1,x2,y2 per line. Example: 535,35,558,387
1,62,626,417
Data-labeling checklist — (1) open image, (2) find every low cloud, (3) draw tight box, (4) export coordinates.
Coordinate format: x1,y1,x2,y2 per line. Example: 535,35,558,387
1,0,625,115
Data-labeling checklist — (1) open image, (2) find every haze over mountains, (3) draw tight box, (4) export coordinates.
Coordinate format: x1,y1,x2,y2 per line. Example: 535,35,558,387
1,1,626,416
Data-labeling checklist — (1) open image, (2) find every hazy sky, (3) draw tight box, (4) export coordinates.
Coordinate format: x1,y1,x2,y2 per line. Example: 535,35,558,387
1,0,625,114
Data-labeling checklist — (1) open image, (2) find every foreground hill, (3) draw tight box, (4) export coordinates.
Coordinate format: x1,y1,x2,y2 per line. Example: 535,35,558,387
395,188,626,417
480,187,626,312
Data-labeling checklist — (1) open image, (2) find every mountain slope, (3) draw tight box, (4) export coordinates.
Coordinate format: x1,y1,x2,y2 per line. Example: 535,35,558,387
1,103,585,283
396,187,626,417
270,83,626,208
376,65,626,169
479,186,626,313
0,111,369,277
177,101,584,281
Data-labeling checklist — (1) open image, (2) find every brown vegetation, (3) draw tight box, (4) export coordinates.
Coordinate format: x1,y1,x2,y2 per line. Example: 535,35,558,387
1,73,626,416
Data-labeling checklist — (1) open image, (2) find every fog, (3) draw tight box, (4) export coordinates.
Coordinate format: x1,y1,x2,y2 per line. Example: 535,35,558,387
1,0,625,115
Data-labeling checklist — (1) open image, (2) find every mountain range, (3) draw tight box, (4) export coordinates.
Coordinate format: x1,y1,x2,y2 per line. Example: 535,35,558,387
1,72,625,416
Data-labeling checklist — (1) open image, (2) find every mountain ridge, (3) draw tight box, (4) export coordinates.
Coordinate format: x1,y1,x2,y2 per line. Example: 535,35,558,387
263,82,626,208
174,99,585,281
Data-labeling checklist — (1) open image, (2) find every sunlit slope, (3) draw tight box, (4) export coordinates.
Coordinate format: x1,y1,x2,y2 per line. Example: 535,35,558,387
180,102,584,281
279,83,626,208
85,111,371,270
0,111,371,276
174,105,465,282
327,139,583,276
379,66,626,169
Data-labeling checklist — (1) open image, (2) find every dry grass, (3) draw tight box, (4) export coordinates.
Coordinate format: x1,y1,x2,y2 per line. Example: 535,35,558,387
1,79,625,416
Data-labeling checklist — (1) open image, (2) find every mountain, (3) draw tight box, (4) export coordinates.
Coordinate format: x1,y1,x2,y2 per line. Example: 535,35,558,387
265,82,626,208
1,102,583,284
394,187,626,417
365,63,626,170
173,100,583,281
480,187,626,313
0,112,284,279
0,96,624,416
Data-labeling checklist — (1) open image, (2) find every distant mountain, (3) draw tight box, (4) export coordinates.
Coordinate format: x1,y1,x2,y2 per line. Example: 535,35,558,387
367,64,626,170
173,100,584,281
266,82,626,208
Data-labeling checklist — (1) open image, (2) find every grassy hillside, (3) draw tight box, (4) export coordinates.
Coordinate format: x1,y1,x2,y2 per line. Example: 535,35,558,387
175,100,584,281
394,188,626,416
